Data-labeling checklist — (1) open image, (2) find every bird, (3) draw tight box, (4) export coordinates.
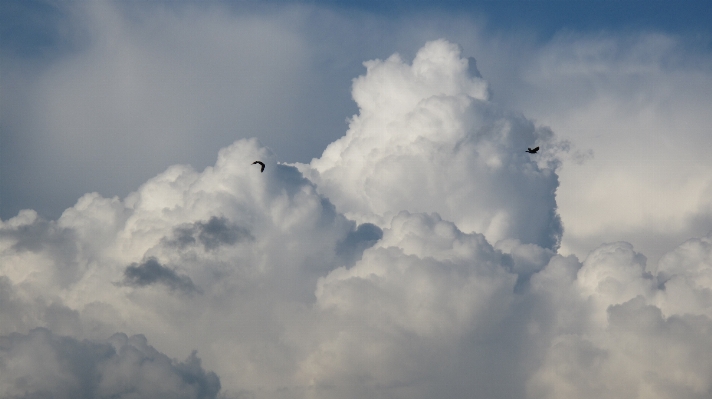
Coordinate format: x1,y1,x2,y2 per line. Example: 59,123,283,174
526,146,539,154
252,161,265,172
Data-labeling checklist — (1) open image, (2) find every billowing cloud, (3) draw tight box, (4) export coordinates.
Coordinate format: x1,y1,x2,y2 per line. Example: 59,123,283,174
300,211,522,398
0,136,377,396
527,239,712,399
2,35,712,399
0,328,220,399
300,39,565,250
497,32,712,263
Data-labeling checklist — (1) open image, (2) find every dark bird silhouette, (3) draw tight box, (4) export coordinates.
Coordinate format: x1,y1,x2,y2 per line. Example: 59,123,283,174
252,161,265,172
526,146,539,154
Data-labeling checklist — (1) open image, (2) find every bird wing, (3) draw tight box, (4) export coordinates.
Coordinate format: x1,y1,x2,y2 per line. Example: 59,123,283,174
533,146,539,152
252,161,265,172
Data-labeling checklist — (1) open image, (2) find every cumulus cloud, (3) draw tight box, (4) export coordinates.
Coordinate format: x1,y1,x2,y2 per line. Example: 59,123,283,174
497,32,712,263
528,240,712,399
299,39,566,250
2,36,712,399
301,211,522,398
0,328,220,399
5,0,712,278
0,136,377,396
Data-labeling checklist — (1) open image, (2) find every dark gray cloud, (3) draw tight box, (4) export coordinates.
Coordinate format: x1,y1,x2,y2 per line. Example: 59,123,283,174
0,327,220,399
122,257,200,294
169,216,253,251
336,222,383,267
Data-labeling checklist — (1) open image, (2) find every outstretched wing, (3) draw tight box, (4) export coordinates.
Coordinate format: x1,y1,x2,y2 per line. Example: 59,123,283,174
252,161,265,172
525,146,540,154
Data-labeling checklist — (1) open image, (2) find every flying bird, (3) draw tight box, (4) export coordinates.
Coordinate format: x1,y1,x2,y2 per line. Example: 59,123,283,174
526,147,539,154
252,161,265,172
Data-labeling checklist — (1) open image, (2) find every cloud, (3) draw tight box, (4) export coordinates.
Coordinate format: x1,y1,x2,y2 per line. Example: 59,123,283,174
299,39,566,250
0,328,220,399
335,222,383,267
166,216,254,251
0,210,83,289
527,239,712,399
301,211,522,398
4,1,712,281
0,135,373,395
491,31,712,263
297,214,712,399
2,32,712,399
0,1,358,219
121,257,200,295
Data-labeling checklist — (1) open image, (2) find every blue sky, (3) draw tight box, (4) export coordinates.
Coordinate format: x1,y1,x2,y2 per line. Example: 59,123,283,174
2,1,712,398
5,1,712,57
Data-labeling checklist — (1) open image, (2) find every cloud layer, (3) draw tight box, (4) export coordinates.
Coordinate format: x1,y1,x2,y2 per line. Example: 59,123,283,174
2,35,712,399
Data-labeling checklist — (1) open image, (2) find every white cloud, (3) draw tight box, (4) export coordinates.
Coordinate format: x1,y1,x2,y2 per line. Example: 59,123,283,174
496,31,712,263
654,234,712,318
300,39,565,250
299,211,520,398
2,24,712,399
0,137,374,396
5,2,712,274
528,240,712,399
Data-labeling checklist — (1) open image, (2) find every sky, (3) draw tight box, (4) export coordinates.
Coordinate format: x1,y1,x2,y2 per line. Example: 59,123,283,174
2,1,712,398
